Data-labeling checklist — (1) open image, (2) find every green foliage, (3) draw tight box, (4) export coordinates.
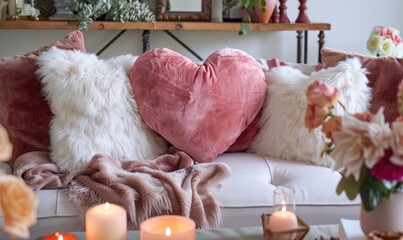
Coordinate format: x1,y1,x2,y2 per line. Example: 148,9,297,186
336,166,403,211
106,1,155,22
336,166,368,201
65,0,112,30
223,0,267,35
66,0,155,30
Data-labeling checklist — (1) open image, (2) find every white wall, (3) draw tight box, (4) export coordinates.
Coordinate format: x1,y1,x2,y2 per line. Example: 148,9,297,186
1,0,403,64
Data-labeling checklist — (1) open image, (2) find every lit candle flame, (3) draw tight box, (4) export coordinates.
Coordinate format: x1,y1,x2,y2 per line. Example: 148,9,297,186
281,206,286,212
165,227,171,237
281,200,286,205
104,202,110,211
58,235,64,240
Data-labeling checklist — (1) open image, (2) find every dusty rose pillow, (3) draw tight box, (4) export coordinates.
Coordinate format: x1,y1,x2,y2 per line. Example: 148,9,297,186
321,47,403,122
0,30,86,167
129,48,267,163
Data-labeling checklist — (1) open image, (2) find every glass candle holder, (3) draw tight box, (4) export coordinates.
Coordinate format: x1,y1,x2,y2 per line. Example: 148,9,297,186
273,186,296,213
269,187,298,233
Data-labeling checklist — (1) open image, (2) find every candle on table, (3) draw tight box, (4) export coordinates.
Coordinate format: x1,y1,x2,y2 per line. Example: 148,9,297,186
42,232,77,240
85,202,127,240
140,215,195,240
268,205,298,232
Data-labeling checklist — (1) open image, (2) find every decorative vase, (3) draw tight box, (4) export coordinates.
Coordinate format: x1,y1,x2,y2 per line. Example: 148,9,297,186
254,0,276,24
211,0,223,22
360,192,403,235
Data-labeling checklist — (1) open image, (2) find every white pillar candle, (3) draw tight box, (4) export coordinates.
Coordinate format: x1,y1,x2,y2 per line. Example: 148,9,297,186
140,215,195,240
268,205,298,232
85,202,127,240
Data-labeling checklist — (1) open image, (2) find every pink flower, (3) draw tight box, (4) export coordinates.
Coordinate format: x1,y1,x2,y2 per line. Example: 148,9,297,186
330,115,367,180
0,173,38,239
371,149,403,182
330,108,391,180
306,80,339,108
321,116,341,139
380,27,400,41
305,104,329,131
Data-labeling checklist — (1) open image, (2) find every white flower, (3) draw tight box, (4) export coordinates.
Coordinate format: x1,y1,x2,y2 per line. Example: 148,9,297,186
367,26,403,57
330,108,391,180
331,115,367,180
393,43,403,58
378,38,395,56
363,108,391,168
367,35,381,54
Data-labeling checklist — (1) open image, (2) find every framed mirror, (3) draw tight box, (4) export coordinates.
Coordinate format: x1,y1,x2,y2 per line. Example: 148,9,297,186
156,0,211,21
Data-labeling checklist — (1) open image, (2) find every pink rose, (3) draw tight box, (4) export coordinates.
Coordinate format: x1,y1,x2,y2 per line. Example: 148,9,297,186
305,104,328,131
0,174,38,239
321,116,341,139
393,34,402,45
381,27,395,39
306,80,339,108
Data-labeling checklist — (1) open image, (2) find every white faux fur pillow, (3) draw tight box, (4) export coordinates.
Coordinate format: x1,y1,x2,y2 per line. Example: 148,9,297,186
248,58,372,168
36,47,168,171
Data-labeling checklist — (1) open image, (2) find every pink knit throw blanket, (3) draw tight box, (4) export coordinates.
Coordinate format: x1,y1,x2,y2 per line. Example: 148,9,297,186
13,150,230,229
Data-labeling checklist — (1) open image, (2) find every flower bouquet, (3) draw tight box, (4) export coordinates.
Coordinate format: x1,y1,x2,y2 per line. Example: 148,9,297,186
0,124,38,239
367,26,403,57
304,80,403,212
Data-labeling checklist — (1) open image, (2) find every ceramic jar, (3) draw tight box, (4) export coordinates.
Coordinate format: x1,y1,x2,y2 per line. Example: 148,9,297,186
360,192,403,235
254,0,276,24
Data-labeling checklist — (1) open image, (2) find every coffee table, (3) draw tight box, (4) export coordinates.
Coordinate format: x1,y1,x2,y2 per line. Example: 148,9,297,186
36,224,338,239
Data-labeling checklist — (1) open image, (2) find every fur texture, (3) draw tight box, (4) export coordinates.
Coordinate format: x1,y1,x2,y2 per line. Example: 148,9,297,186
248,58,372,168
36,47,168,171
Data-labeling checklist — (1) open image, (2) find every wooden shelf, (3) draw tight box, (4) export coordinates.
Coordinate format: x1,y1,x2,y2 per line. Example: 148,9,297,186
0,20,331,63
0,20,331,32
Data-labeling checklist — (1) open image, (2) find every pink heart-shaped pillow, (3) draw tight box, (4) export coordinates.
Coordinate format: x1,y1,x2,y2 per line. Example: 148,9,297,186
129,48,266,163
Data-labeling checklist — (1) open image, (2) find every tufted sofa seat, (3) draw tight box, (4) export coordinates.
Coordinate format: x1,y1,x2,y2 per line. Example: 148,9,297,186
0,152,360,238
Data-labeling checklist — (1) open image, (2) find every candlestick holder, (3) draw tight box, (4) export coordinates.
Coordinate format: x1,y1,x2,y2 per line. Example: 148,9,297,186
261,213,309,240
279,0,290,23
295,0,310,23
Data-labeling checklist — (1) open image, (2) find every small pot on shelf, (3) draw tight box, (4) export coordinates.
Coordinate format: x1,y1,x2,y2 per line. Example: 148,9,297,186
253,0,276,24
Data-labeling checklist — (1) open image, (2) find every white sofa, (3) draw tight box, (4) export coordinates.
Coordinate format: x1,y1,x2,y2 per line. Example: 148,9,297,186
0,151,360,239
0,49,365,239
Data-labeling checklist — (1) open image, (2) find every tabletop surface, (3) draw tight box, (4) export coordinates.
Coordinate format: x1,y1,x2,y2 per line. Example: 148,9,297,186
35,224,339,240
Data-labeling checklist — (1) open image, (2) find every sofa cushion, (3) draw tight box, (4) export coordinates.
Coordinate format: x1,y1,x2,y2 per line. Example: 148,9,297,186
248,58,371,168
0,30,86,167
129,48,267,163
36,47,168,171
321,47,403,123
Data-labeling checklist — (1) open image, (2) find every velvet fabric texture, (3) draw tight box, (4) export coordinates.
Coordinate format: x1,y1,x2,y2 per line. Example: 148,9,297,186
321,47,403,123
130,48,267,163
0,30,86,167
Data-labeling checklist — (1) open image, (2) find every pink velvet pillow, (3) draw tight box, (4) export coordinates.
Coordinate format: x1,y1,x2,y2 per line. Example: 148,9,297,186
0,30,86,167
129,48,267,163
321,47,403,123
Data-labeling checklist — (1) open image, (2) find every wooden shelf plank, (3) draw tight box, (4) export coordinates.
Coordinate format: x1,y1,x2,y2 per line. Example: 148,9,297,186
0,21,331,31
